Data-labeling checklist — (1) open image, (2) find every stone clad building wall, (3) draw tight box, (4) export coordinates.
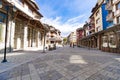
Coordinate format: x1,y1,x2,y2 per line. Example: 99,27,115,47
0,0,44,53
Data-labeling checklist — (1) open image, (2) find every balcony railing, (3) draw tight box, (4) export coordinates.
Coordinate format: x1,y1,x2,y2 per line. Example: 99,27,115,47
90,19,94,24
33,12,40,20
113,0,120,4
106,0,113,10
114,9,120,17
89,24,95,31
51,34,56,37
106,12,114,21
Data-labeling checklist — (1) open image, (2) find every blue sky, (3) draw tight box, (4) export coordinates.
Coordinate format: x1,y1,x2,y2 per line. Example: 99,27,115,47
35,0,97,37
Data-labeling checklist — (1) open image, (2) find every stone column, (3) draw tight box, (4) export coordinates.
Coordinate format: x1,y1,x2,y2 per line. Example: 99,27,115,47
9,21,15,51
41,32,44,46
42,34,44,46
97,34,102,50
35,30,38,47
23,25,28,49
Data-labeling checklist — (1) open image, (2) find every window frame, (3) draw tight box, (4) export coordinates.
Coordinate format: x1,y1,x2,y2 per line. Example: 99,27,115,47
116,2,120,10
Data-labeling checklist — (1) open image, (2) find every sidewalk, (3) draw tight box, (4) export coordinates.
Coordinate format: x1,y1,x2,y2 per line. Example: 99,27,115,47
0,46,120,80
0,47,49,73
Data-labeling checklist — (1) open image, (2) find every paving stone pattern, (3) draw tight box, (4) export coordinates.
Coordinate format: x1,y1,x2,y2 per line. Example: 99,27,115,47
0,46,120,80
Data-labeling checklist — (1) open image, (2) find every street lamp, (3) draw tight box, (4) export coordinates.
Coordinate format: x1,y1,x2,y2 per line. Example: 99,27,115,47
0,1,17,63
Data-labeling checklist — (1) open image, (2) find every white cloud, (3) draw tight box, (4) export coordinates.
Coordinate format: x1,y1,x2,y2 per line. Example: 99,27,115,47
35,0,98,37
41,15,85,37
66,15,86,24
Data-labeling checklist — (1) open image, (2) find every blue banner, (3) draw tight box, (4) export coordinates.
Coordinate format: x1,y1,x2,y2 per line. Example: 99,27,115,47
0,12,6,22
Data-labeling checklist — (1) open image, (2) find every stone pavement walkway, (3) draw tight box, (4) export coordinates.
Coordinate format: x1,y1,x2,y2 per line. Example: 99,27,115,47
0,47,48,73
0,46,120,80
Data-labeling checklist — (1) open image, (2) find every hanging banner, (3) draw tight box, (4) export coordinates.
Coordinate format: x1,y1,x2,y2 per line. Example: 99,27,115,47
0,12,6,22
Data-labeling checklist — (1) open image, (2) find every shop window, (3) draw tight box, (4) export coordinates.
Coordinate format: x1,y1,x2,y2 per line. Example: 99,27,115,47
0,12,6,42
109,34,116,48
102,35,108,47
15,21,22,37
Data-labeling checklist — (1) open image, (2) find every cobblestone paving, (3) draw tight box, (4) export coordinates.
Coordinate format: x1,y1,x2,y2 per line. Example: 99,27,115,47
0,46,120,80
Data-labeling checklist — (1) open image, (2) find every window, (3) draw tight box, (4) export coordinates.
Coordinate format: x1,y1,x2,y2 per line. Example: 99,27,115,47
117,16,120,24
106,0,109,3
116,2,120,10
28,8,33,14
102,35,108,47
109,34,116,48
96,10,99,16
0,12,6,42
51,41,54,43
96,18,100,24
96,26,99,32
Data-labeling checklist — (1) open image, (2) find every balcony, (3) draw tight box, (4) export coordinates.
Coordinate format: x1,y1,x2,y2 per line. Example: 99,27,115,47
33,13,41,20
114,9,120,17
51,33,56,37
106,12,114,21
113,0,120,4
7,0,34,18
90,19,94,24
106,0,113,10
89,24,95,31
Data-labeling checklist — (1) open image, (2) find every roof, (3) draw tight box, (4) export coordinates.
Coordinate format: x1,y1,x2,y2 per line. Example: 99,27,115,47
30,0,39,10
28,0,43,17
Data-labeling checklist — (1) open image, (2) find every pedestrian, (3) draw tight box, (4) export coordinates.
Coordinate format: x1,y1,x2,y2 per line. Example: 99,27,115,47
73,43,74,48
62,44,64,47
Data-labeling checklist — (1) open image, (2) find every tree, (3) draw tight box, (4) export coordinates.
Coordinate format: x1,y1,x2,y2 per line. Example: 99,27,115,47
63,38,67,44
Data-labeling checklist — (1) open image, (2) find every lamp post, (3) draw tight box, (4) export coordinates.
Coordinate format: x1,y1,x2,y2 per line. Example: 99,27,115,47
0,1,17,63
1,6,9,63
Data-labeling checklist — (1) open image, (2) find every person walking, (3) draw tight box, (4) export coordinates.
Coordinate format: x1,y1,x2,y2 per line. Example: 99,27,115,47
73,43,74,48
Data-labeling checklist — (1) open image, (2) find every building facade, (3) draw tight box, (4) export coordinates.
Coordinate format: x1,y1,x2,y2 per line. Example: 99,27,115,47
76,28,84,47
45,24,62,48
101,0,120,53
0,0,45,53
67,31,77,47
77,0,120,53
